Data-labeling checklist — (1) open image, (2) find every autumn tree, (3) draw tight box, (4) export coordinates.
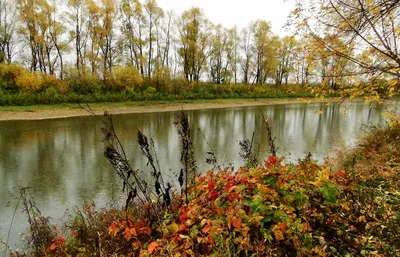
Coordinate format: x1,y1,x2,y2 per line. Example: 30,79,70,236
178,7,210,82
240,22,255,84
144,0,163,77
208,25,240,84
291,39,314,85
120,0,146,76
66,0,88,76
291,0,400,97
208,24,229,84
98,0,119,77
275,36,297,85
227,27,240,84
17,0,68,77
0,0,17,63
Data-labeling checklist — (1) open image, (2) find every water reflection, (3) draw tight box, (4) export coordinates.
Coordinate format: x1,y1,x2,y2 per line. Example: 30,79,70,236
0,102,386,248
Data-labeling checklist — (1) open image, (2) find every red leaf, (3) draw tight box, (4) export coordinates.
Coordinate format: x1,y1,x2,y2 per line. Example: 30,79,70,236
72,231,77,238
209,191,219,201
208,180,216,191
225,181,236,192
46,243,56,253
338,170,345,177
265,156,278,169
178,224,189,232
179,212,188,223
56,237,64,245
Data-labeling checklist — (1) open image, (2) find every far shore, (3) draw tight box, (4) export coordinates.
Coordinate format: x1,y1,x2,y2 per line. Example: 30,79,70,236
0,98,360,121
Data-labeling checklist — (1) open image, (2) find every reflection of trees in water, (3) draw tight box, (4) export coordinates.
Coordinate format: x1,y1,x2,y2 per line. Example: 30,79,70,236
0,102,387,245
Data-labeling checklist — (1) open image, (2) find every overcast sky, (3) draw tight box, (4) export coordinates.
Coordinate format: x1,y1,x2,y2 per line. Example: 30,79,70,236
156,0,295,36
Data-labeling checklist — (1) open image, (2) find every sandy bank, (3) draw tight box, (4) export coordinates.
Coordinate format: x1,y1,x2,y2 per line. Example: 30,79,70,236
0,99,335,121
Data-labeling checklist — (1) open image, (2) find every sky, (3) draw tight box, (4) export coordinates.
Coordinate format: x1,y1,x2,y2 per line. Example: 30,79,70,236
156,0,296,36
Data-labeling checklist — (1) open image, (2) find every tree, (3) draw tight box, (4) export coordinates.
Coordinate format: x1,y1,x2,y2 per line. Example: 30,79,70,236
17,0,67,77
208,24,229,84
275,36,297,85
291,0,400,97
120,0,146,76
252,20,276,84
45,0,69,79
98,0,118,77
66,0,88,76
226,27,240,84
144,0,163,78
240,22,255,84
178,7,210,82
0,0,17,63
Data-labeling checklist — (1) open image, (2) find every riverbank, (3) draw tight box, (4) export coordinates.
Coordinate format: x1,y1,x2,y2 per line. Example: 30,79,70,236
0,98,342,121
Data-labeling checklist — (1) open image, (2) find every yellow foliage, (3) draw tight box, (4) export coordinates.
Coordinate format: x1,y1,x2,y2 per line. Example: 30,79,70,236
15,70,44,93
0,63,29,90
111,66,143,90
42,75,68,94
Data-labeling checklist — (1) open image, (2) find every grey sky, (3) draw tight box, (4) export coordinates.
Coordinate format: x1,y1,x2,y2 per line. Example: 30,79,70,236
156,0,295,36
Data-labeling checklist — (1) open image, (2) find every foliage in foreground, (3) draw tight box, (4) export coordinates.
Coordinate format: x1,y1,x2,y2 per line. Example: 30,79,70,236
14,126,400,257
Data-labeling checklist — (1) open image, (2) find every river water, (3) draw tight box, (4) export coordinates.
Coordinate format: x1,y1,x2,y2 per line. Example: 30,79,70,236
0,101,387,249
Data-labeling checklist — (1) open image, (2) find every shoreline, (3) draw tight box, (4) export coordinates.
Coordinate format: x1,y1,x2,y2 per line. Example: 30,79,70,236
0,98,351,121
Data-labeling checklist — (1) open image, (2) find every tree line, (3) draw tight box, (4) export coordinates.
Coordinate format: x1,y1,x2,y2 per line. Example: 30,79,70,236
0,0,398,97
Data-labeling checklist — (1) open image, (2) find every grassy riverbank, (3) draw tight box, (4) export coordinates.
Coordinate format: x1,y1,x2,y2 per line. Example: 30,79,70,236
9,122,399,257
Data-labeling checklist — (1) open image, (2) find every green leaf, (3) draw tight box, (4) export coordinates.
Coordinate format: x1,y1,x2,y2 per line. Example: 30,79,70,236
329,246,337,253
320,182,339,203
264,176,277,186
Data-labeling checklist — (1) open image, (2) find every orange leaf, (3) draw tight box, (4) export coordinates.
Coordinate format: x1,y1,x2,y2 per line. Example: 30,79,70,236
231,216,242,228
277,222,287,231
139,226,151,236
130,227,137,237
202,224,211,233
108,222,120,236
147,241,158,254
274,230,284,241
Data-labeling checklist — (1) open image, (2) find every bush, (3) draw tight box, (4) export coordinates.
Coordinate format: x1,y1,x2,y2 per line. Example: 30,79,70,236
15,70,44,93
41,75,68,94
0,63,28,91
110,66,143,91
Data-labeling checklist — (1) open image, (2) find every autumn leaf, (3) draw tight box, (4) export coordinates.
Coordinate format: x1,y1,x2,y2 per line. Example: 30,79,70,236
108,222,120,236
231,216,242,228
46,243,57,253
202,224,211,233
147,241,159,254
208,180,216,191
168,222,179,234
277,222,287,231
337,170,345,177
274,230,284,241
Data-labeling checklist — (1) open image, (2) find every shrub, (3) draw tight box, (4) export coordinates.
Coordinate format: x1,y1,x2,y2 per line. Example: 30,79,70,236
41,75,68,94
111,65,143,91
15,70,43,93
0,63,28,91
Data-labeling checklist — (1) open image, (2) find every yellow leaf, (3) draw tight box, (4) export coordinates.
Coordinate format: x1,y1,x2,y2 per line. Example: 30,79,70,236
168,222,179,234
